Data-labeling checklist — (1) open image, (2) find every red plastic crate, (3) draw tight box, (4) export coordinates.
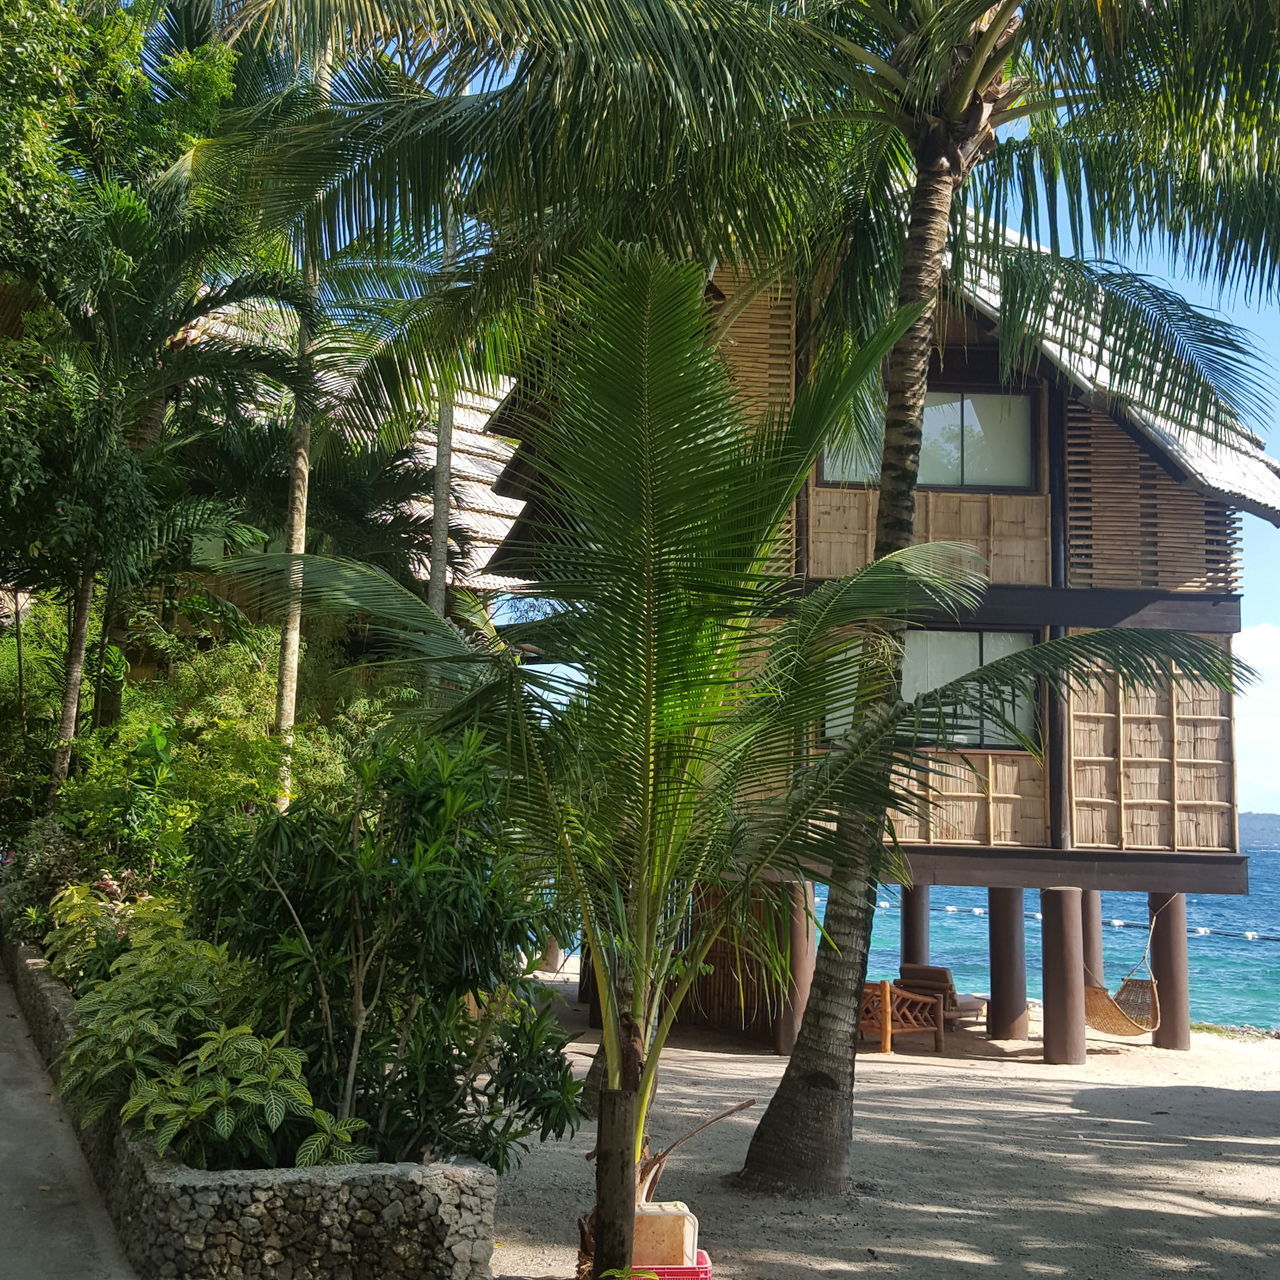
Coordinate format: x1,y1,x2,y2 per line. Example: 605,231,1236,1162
639,1250,713,1279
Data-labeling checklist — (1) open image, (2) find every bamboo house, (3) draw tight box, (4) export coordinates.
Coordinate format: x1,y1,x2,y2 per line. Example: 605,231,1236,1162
481,268,1280,1065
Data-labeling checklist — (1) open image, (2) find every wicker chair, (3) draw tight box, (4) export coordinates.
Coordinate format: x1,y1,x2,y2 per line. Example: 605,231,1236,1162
897,963,987,1025
859,980,945,1053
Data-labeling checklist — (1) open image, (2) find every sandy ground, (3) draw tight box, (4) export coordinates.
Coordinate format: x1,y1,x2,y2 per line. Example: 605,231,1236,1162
494,965,1280,1279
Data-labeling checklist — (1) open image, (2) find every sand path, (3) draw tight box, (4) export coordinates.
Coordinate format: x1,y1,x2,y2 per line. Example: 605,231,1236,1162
494,973,1280,1279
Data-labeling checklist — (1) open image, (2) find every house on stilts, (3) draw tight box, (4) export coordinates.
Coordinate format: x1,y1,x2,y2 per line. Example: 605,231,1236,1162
477,266,1280,1065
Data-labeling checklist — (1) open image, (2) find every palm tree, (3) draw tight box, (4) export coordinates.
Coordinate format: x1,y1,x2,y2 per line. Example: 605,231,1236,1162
224,244,1247,1276
739,0,1280,1193
0,176,310,793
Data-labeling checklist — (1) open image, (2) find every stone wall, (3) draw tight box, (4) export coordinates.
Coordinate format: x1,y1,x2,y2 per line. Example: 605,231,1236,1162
3,940,497,1280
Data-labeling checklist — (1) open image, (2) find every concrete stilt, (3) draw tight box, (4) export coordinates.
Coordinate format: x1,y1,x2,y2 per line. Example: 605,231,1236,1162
1149,891,1191,1050
1041,887,1086,1064
1081,890,1105,987
987,887,1029,1040
900,885,930,966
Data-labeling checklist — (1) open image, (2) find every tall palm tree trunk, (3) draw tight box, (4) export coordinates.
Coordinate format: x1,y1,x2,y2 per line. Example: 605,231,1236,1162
275,46,331,809
274,289,315,808
47,553,98,804
427,210,457,617
12,586,27,740
741,157,955,1193
91,594,130,729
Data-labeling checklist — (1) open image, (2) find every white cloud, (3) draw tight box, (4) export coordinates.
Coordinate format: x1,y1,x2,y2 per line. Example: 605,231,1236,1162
1232,624,1280,814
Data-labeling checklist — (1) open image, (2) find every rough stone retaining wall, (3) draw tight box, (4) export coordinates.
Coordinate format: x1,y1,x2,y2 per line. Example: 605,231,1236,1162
3,939,497,1280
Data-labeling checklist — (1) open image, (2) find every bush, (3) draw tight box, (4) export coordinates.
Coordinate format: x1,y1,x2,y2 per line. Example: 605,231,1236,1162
57,912,375,1170
190,730,583,1171
0,814,97,940
58,930,263,1130
43,879,183,991
121,1027,372,1169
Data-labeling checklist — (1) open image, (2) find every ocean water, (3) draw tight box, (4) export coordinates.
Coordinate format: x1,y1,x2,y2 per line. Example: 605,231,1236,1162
818,845,1280,1030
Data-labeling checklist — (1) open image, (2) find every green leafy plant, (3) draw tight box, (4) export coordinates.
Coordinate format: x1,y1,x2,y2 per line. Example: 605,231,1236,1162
119,1026,371,1170
189,730,582,1170
295,1108,377,1168
0,814,95,940
43,881,183,992
58,933,261,1131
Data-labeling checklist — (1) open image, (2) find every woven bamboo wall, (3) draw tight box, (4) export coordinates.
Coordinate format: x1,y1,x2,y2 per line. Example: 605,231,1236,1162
808,488,1051,583
674,884,788,1044
1069,644,1236,852
712,268,796,413
712,269,796,571
895,751,1050,847
1066,404,1241,592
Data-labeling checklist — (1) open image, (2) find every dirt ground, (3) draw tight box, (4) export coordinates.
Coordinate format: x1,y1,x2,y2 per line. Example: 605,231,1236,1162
493,965,1280,1279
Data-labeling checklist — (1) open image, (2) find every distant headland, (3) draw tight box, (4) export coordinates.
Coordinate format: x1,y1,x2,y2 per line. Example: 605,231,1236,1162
1240,813,1280,844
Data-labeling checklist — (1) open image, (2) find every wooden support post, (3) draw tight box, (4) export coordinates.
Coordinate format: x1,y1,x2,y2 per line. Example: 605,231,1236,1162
1041,887,1086,1064
774,881,817,1056
987,887,1028,1040
1149,892,1191,1051
592,1090,637,1280
900,885,930,966
1081,890,1105,987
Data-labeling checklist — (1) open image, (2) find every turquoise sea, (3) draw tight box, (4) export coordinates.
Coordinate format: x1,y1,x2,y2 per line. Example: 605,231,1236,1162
820,845,1280,1030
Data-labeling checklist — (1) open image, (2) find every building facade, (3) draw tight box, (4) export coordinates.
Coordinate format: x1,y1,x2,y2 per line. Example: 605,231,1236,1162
704,267,1280,1060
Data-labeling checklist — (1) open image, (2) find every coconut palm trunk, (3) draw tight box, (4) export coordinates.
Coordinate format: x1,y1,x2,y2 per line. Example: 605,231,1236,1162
741,154,958,1192
47,553,97,802
273,288,315,807
275,46,331,808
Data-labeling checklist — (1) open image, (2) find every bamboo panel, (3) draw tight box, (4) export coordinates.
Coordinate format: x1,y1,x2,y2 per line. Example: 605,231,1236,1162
712,268,795,414
714,268,796,571
808,487,1050,583
1068,637,1236,852
675,885,787,1043
1065,404,1241,591
896,751,1049,847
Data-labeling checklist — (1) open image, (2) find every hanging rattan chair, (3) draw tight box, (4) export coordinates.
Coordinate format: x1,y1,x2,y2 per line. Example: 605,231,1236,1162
1084,975,1160,1036
1083,912,1162,1036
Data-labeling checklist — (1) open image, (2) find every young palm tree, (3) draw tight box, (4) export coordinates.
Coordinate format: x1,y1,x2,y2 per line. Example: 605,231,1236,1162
0,177,310,792
225,244,1247,1275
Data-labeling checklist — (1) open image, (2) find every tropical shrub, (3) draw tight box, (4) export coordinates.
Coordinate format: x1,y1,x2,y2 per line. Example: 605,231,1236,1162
189,730,583,1170
58,930,263,1131
43,879,183,992
0,814,96,940
120,1027,372,1169
55,903,376,1170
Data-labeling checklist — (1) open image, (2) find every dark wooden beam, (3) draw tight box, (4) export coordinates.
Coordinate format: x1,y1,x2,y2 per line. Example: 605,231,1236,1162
899,847,1248,894
1081,890,1105,987
1150,892,1191,1050
987,887,1029,1040
794,580,1242,633
947,586,1241,633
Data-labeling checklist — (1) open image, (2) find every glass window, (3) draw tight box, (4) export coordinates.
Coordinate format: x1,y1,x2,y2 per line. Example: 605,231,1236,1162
918,393,964,485
902,630,1037,747
961,393,1033,487
823,391,1033,488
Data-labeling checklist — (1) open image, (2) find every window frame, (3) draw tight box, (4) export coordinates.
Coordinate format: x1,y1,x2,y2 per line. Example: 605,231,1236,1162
820,625,1045,752
817,380,1043,495
901,626,1044,752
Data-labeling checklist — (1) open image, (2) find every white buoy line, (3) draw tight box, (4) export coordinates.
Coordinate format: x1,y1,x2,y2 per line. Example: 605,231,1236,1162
866,898,1280,941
